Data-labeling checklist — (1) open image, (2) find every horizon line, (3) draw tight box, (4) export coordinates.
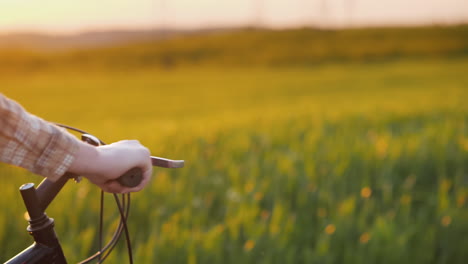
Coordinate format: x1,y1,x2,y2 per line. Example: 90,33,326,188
1,20,467,37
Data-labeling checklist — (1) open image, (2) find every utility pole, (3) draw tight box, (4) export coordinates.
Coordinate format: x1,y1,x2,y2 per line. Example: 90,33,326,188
253,0,264,28
160,0,166,31
319,0,329,28
345,0,356,27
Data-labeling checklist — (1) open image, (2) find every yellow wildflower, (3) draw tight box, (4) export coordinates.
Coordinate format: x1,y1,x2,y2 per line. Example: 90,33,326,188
245,182,255,193
260,210,270,220
361,187,372,198
457,194,466,208
254,192,264,201
375,137,388,157
325,224,336,235
441,216,452,227
360,232,371,244
244,240,255,251
400,194,412,205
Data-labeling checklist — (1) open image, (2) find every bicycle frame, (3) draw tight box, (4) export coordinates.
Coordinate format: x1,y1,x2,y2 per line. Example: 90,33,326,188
5,243,61,264
5,174,71,264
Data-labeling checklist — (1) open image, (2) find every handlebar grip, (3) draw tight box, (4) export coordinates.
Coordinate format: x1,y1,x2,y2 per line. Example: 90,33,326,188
117,167,143,188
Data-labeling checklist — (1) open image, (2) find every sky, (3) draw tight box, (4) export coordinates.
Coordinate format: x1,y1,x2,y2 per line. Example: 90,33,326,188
0,0,467,34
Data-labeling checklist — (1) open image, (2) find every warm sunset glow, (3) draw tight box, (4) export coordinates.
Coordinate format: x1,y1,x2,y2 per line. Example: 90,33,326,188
0,0,467,33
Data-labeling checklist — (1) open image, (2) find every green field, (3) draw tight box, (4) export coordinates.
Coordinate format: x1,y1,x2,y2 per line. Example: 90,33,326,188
1,26,468,263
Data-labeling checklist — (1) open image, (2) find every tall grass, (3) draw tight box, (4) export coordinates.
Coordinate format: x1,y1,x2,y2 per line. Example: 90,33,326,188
0,27,467,263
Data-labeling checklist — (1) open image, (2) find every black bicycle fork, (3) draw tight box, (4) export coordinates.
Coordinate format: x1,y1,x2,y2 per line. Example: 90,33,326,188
5,181,67,264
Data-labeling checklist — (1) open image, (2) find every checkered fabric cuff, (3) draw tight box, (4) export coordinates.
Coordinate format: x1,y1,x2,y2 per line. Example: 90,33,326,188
34,124,81,181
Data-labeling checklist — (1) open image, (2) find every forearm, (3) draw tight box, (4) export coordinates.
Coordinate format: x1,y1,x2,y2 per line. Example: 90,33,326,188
0,94,153,193
0,94,81,180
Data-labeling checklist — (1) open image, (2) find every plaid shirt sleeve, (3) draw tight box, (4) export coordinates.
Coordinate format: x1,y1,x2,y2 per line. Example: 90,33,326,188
0,93,81,181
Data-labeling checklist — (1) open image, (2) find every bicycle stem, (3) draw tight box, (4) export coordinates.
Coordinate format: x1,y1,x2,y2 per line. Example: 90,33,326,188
36,173,73,212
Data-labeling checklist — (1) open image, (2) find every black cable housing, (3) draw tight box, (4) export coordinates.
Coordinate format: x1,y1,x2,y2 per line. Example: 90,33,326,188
55,123,134,264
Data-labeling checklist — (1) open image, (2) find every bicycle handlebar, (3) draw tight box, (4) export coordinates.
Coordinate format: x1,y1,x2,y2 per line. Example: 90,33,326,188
118,167,143,187
109,156,185,188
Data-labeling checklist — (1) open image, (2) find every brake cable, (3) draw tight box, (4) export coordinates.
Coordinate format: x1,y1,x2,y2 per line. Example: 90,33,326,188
55,124,134,264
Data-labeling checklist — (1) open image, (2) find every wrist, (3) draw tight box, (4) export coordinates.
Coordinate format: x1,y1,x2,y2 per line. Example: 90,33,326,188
68,142,101,180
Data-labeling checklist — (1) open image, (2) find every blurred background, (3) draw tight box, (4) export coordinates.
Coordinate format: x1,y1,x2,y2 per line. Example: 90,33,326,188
1,0,468,263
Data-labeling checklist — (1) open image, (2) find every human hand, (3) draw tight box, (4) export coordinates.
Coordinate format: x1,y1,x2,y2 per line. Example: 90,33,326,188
68,140,152,193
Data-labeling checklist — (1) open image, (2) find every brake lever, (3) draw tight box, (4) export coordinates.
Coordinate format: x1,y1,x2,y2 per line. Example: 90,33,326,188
151,156,184,168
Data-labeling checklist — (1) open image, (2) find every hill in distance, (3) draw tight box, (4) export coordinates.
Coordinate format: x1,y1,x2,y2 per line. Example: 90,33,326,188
0,28,232,51
0,25,467,72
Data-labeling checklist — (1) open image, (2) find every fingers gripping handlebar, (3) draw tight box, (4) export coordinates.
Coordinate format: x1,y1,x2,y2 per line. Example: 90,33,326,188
117,157,185,187
81,134,184,188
